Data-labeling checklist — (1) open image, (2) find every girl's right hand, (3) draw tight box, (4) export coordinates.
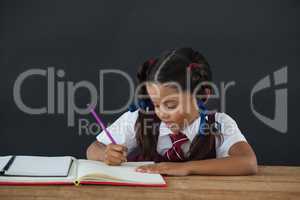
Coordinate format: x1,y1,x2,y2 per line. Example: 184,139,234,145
104,144,128,166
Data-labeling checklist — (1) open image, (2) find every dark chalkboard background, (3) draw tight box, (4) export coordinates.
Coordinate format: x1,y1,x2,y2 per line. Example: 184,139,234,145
1,0,299,165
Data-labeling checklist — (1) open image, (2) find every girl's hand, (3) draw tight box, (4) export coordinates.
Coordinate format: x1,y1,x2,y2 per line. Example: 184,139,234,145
104,144,128,166
135,162,190,176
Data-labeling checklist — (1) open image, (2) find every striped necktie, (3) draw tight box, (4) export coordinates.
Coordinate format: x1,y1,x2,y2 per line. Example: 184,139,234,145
164,132,189,162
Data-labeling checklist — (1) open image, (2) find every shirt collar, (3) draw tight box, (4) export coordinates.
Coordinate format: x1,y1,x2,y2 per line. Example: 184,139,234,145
159,116,201,142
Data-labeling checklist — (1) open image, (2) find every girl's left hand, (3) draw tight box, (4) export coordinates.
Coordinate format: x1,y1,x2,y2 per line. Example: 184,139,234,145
135,162,190,176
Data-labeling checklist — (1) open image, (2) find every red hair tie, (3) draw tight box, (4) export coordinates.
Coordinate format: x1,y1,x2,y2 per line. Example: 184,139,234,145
148,58,156,65
188,63,201,70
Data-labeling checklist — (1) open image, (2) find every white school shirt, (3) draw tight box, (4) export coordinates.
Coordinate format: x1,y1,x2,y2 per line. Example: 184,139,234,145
96,110,247,158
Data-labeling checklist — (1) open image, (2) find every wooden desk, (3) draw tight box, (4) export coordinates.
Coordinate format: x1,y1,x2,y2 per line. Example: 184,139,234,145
0,166,299,200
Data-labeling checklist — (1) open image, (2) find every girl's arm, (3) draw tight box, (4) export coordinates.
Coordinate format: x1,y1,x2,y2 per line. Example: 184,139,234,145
86,140,107,161
185,141,257,175
136,141,257,176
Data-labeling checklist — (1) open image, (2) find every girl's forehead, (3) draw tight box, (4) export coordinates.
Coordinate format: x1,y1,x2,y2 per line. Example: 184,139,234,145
146,82,188,102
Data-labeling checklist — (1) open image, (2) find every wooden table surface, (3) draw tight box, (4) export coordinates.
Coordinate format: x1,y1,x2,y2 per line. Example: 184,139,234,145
0,166,299,200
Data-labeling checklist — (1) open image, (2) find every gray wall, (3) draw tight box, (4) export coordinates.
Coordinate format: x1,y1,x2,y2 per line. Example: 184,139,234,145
0,0,299,165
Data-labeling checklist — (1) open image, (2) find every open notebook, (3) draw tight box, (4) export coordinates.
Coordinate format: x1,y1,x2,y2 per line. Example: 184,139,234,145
0,156,166,187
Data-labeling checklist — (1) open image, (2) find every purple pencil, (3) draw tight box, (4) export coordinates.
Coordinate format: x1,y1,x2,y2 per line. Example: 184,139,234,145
89,107,117,144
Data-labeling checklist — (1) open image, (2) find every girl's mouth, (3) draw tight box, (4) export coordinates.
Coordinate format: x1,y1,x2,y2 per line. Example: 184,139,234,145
165,121,179,129
164,121,173,127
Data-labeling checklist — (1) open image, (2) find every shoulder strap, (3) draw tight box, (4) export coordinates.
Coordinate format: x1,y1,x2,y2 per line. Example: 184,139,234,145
207,112,222,136
207,112,215,124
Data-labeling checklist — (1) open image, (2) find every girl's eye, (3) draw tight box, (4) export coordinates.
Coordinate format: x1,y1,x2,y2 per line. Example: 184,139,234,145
165,103,178,109
167,106,177,109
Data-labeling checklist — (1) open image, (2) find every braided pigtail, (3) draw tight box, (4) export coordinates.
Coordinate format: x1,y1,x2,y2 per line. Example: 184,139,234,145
135,58,161,160
187,49,222,160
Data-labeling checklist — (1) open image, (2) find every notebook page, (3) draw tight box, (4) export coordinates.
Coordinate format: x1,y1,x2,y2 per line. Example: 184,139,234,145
5,156,73,177
0,156,13,172
77,160,165,184
0,158,77,183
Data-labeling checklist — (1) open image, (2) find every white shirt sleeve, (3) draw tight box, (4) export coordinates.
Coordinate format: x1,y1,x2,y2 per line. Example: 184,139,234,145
215,113,247,158
96,110,139,153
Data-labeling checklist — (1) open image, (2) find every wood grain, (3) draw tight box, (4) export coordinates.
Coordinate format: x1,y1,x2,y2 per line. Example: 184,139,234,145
0,166,299,200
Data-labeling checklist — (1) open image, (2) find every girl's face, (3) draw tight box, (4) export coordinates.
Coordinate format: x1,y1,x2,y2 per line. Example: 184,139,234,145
146,82,200,133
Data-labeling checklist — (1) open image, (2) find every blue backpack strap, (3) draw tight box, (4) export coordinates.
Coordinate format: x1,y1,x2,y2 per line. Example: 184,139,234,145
199,111,207,136
197,100,208,136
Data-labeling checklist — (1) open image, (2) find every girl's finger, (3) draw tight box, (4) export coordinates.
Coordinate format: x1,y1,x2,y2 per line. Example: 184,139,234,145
136,165,155,172
107,156,123,165
111,144,127,152
108,150,126,161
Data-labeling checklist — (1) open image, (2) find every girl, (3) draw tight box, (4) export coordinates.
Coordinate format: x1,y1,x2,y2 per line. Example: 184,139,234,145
86,48,257,176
